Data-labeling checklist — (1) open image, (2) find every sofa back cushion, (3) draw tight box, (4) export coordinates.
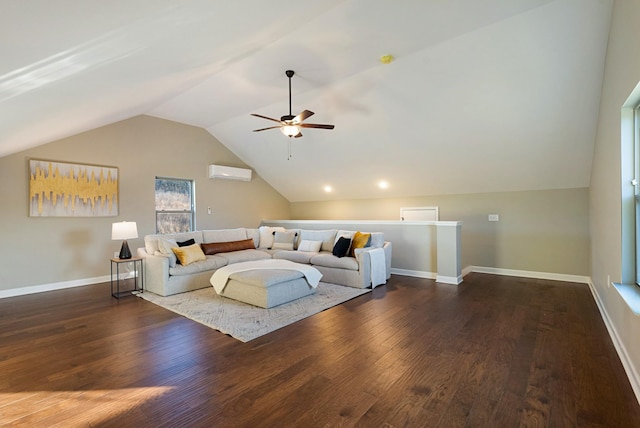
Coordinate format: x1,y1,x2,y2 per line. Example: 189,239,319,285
272,230,298,250
369,232,384,248
246,228,260,248
299,229,337,252
258,226,285,249
331,230,384,249
202,228,247,243
144,231,204,255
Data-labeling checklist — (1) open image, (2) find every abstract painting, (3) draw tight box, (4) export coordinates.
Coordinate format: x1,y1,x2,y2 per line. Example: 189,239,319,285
29,159,118,217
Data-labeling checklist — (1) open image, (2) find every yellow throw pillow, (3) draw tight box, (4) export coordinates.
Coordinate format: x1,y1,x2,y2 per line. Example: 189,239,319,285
350,231,371,257
172,243,206,266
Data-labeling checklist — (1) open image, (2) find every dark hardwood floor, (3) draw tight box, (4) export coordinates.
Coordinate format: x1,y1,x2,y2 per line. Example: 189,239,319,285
1,273,639,427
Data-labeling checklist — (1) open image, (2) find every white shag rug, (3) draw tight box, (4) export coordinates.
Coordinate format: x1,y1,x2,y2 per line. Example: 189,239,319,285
137,283,370,342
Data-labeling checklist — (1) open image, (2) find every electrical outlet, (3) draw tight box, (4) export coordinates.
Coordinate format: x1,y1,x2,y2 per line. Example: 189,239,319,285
488,214,499,222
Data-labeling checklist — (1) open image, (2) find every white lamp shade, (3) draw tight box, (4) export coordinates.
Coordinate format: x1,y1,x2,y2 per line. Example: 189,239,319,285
281,124,300,137
112,221,138,240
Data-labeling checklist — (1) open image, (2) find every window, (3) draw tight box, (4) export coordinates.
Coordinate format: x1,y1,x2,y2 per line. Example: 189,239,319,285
621,83,640,286
631,106,640,285
616,85,640,312
155,177,195,234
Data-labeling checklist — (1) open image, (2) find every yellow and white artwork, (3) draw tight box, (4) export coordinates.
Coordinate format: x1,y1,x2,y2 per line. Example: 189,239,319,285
29,159,118,217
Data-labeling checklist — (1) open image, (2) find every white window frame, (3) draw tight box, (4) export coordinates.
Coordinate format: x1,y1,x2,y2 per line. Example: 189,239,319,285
155,177,195,234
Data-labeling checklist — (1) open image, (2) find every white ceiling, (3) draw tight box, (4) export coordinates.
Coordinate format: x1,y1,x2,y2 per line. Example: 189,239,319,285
1,0,612,202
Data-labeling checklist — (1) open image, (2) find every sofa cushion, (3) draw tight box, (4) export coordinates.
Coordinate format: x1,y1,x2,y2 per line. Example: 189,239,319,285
273,250,316,264
145,235,160,255
157,237,178,267
146,231,204,256
334,230,355,245
271,230,298,250
202,228,247,243
218,249,271,264
246,228,260,248
169,255,228,276
350,231,371,257
310,254,359,271
201,238,255,255
172,243,206,266
300,229,337,252
258,226,285,249
229,269,304,287
369,232,384,248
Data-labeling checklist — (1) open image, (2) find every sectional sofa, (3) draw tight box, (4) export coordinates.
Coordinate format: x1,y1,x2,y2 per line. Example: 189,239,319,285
136,226,392,296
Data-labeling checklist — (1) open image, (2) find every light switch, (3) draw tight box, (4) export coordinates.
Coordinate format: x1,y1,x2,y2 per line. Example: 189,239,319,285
488,214,499,222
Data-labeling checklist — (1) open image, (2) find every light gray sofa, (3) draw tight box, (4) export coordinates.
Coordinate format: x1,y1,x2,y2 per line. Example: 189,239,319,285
136,227,392,296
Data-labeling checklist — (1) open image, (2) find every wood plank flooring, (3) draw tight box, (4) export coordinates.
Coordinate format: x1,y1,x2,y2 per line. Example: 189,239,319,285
0,273,639,427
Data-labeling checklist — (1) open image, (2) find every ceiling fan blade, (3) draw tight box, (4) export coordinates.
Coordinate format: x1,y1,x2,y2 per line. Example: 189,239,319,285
299,123,335,130
252,126,282,132
293,110,314,124
250,113,283,124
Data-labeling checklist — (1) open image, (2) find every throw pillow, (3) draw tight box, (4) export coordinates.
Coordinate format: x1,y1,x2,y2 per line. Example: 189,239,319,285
334,230,355,245
172,243,206,266
157,237,178,268
350,231,371,257
177,238,196,247
332,237,351,258
258,226,285,249
271,231,297,250
297,239,322,252
201,238,255,255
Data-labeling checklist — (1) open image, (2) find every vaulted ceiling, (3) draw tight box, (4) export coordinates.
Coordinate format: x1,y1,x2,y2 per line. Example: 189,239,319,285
1,0,612,202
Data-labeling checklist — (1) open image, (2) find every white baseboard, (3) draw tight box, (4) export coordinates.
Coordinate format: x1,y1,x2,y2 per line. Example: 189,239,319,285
390,268,436,279
587,279,640,405
436,274,463,285
0,275,110,299
466,266,590,284
391,265,590,285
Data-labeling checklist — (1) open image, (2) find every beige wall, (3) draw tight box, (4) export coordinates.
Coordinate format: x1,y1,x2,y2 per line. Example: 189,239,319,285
291,187,590,276
0,115,290,293
590,0,640,391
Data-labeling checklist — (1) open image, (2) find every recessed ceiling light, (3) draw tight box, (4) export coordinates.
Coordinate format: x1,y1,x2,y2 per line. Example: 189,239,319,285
378,181,389,189
324,185,333,193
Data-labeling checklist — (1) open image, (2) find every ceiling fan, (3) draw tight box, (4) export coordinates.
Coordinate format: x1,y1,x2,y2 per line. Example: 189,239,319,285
251,70,335,139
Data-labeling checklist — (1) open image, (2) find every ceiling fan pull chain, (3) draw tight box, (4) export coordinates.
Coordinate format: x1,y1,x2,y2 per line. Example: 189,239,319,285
288,140,292,160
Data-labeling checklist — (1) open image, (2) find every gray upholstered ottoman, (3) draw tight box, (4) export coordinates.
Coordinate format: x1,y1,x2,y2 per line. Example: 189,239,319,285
221,269,316,308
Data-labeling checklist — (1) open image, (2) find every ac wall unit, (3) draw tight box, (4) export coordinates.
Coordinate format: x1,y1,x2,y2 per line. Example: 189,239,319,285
208,165,252,181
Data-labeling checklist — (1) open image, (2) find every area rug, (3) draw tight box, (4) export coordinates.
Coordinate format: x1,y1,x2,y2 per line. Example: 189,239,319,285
136,283,370,342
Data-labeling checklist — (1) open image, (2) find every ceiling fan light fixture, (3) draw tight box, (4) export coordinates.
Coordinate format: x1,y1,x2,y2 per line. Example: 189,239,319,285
250,69,334,147
281,124,300,137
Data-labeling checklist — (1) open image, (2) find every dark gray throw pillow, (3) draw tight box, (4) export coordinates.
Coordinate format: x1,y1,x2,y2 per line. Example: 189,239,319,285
332,237,351,258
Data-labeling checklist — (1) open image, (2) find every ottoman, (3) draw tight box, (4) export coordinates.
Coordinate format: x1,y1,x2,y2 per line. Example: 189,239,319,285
221,268,316,308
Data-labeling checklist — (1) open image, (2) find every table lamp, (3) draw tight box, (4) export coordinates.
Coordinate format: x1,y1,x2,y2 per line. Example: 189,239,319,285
112,221,138,259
